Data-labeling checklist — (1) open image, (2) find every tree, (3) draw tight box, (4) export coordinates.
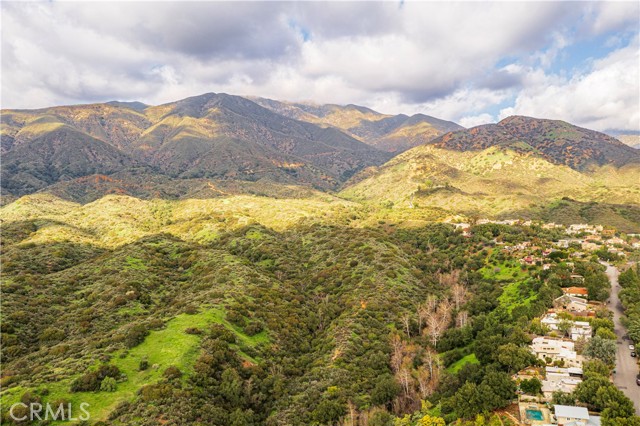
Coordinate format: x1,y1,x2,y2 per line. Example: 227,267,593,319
520,378,542,395
496,343,536,373
627,318,640,344
313,398,346,425
552,391,575,405
595,327,617,341
584,336,616,365
450,382,482,419
401,313,412,338
371,374,400,407
451,281,468,311
583,359,611,377
425,299,452,347
595,386,635,415
557,320,573,338
574,373,611,407
480,371,516,408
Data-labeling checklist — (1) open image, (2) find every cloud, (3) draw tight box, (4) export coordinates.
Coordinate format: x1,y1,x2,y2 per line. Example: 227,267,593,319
499,36,640,132
1,1,638,131
458,114,496,129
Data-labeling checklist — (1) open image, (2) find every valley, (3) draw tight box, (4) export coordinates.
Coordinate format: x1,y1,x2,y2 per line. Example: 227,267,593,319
1,94,640,426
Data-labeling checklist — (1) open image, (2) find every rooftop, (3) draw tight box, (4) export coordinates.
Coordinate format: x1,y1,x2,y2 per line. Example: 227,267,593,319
554,405,589,419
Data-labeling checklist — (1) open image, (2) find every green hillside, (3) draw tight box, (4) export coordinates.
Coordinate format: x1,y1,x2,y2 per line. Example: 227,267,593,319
340,144,640,231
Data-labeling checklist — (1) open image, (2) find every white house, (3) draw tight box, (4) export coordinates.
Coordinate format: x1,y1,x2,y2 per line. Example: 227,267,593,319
554,405,600,426
570,321,592,341
539,314,592,341
530,337,583,368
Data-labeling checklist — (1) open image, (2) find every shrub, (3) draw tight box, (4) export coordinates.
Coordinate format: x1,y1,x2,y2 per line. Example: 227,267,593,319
163,365,182,380
125,324,149,348
70,372,100,392
245,321,264,336
139,359,149,371
100,377,117,392
139,383,172,402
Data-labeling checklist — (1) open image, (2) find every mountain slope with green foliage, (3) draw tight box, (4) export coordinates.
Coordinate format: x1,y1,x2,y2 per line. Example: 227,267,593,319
0,94,391,199
431,115,640,170
340,144,640,231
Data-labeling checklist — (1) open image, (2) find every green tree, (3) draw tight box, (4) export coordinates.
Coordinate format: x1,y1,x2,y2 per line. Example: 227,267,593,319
583,359,611,377
520,378,542,395
584,336,616,365
371,374,400,407
496,343,535,373
574,373,611,407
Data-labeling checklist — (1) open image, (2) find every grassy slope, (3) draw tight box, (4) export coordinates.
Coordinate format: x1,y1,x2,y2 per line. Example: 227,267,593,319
0,308,269,423
340,145,640,231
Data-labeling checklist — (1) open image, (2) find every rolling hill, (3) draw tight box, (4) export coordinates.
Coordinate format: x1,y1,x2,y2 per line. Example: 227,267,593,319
341,119,640,231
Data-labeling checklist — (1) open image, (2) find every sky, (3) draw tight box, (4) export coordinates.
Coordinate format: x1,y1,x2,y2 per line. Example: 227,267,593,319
1,1,639,133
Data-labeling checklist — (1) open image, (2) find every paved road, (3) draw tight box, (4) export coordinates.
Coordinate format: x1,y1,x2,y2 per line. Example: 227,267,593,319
604,263,640,414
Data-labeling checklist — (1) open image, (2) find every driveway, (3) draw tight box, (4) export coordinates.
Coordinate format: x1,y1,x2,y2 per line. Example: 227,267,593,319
604,263,640,414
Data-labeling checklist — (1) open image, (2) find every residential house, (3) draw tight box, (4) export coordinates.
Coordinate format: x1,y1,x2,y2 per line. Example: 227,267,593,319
553,295,588,313
545,366,583,377
570,321,592,341
540,313,592,341
582,242,599,252
554,405,600,426
530,337,583,368
542,375,582,400
562,287,588,298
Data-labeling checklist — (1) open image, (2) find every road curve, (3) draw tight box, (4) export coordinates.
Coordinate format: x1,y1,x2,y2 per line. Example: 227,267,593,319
604,262,640,414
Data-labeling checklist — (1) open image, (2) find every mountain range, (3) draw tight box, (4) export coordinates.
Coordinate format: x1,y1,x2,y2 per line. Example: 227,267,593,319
2,93,639,229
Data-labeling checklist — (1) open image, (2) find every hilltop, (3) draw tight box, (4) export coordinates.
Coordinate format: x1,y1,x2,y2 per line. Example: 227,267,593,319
429,116,640,170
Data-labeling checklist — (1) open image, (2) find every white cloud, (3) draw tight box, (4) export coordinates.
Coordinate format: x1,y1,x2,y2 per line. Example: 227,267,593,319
459,114,496,128
499,36,640,131
0,1,638,131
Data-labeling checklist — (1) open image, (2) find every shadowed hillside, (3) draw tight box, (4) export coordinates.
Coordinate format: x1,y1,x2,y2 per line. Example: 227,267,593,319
251,97,463,152
1,94,392,198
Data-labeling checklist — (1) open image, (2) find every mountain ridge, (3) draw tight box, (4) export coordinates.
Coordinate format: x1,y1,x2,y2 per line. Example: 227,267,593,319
430,115,639,170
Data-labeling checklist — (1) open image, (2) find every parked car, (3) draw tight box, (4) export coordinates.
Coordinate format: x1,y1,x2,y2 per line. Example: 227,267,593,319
630,344,635,350
637,377,640,386
632,351,637,357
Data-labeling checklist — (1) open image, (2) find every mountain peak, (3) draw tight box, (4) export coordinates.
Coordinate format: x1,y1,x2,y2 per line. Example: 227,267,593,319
431,115,639,170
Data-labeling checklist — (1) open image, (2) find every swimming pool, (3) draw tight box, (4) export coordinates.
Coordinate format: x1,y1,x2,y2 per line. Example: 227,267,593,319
525,408,544,421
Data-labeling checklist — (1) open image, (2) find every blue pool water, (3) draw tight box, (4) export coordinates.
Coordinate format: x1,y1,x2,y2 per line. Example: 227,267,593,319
526,409,544,421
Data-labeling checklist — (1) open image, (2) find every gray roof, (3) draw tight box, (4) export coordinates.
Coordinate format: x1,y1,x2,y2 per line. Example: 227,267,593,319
588,416,601,426
554,405,589,419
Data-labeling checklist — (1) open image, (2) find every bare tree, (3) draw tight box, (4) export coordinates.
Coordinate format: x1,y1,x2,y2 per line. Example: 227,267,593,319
425,299,452,347
438,270,460,288
390,334,404,373
456,310,469,328
451,281,468,311
401,313,412,338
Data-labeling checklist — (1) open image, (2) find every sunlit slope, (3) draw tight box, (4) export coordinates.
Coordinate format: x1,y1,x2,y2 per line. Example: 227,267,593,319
341,144,640,218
